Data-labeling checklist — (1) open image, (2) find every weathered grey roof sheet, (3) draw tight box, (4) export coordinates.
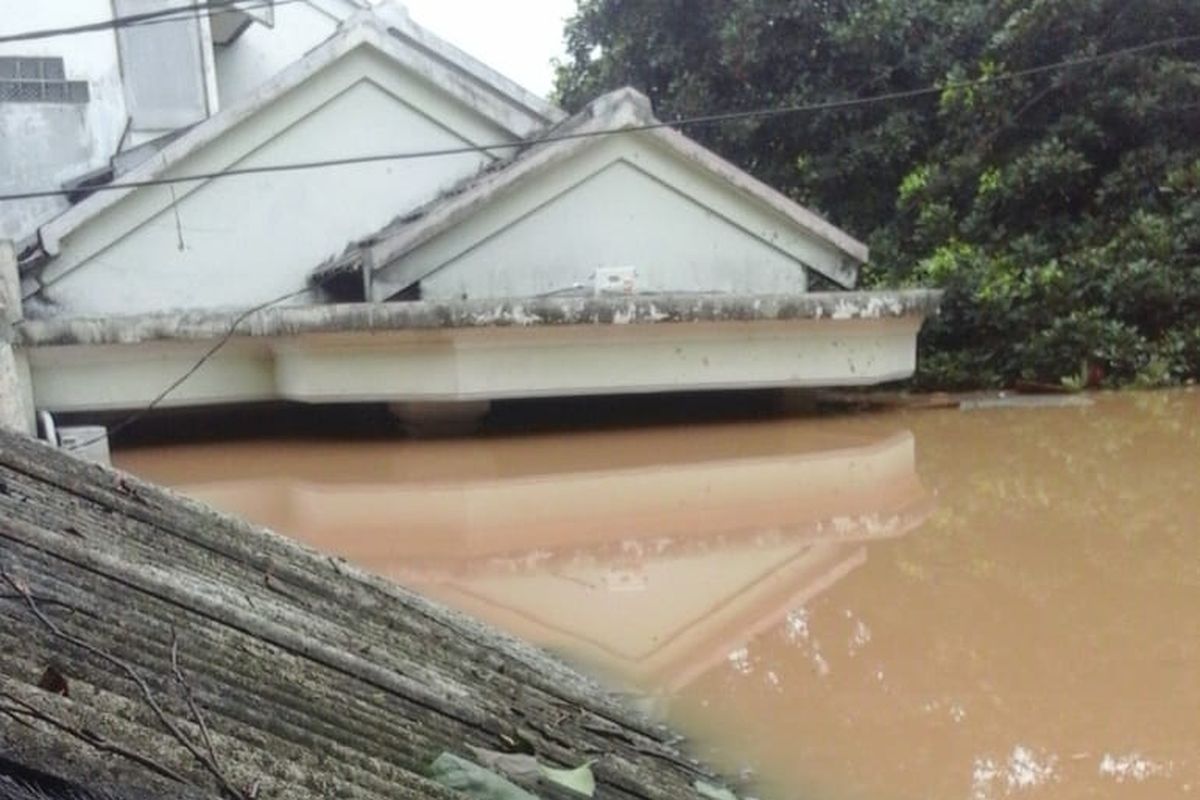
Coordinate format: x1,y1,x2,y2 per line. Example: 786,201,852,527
0,429,722,800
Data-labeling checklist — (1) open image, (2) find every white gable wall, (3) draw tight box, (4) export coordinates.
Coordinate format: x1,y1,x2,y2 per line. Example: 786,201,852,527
420,160,808,300
374,133,862,301
214,1,343,107
213,2,560,137
29,45,514,317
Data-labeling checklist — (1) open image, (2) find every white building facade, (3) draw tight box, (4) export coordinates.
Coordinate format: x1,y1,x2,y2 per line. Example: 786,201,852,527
0,1,940,442
0,0,526,247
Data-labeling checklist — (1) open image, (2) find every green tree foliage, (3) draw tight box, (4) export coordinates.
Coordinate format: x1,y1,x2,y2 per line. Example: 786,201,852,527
555,0,1200,388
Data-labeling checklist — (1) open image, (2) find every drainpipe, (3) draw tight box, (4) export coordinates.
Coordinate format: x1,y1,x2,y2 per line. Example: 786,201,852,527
0,239,35,435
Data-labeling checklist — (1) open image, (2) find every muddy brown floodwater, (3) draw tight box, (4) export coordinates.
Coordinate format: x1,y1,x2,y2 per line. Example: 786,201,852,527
115,390,1200,800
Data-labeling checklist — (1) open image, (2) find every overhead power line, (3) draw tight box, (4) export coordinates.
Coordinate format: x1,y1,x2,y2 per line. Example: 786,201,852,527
2,33,1198,205
0,0,291,44
63,282,317,450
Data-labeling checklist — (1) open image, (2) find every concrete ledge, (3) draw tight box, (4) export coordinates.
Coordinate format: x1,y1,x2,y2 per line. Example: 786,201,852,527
25,315,928,412
17,290,942,347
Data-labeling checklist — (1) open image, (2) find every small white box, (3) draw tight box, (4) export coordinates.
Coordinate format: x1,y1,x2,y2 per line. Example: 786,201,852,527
57,426,112,465
594,266,638,295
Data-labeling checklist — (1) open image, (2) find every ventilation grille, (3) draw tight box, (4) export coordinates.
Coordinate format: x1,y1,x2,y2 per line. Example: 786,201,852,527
0,56,89,104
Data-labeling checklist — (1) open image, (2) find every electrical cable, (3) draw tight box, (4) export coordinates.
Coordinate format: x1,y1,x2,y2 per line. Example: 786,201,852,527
62,282,318,450
112,0,303,34
2,33,1197,204
0,0,295,44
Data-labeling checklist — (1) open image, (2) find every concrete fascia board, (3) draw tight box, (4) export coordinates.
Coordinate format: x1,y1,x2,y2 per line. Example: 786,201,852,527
16,290,942,347
646,125,869,268
37,16,562,256
366,88,869,290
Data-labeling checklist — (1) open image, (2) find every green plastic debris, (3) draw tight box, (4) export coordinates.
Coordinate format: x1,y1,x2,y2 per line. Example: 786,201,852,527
466,746,543,783
430,752,540,800
464,745,597,798
694,779,740,800
538,761,596,797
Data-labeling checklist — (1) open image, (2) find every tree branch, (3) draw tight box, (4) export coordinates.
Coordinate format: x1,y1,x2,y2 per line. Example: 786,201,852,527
0,694,192,787
0,566,247,800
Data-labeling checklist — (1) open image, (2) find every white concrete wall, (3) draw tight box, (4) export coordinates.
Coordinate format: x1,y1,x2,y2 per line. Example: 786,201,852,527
379,134,860,301
114,0,219,136
421,159,808,299
213,1,560,138
0,240,34,432
0,0,351,247
34,46,514,316
214,1,344,107
0,0,129,243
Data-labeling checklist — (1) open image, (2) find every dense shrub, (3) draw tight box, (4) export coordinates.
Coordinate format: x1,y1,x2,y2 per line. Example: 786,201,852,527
555,0,1200,388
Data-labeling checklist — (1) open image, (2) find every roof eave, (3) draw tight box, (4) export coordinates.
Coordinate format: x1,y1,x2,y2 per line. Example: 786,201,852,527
15,290,944,347
366,119,626,283
381,9,566,128
645,124,869,267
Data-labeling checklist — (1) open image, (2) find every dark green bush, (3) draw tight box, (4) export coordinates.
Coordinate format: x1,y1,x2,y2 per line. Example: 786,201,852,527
556,0,1200,388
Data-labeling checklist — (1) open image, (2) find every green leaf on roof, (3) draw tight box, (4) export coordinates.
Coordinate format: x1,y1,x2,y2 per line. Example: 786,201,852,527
538,760,597,797
430,752,540,800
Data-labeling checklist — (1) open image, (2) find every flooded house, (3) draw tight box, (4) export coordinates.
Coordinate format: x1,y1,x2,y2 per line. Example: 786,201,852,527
6,6,1200,800
0,0,939,447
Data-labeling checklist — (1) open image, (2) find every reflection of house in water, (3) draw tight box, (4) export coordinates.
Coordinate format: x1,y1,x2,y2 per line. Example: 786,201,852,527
117,423,932,690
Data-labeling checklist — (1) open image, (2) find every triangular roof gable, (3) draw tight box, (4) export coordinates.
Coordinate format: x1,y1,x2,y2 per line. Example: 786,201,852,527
303,0,564,128
37,15,564,258
364,88,868,297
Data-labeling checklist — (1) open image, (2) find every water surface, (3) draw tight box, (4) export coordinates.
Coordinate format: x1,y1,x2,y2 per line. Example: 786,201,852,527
116,391,1200,800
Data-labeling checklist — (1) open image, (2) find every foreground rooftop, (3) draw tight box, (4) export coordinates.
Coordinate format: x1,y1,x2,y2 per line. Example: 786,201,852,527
0,427,725,799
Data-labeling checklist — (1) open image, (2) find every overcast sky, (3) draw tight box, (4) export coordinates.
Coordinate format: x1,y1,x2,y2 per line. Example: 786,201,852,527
396,0,578,99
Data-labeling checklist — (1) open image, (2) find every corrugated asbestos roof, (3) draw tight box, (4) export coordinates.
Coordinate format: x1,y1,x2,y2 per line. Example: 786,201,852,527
0,429,721,800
